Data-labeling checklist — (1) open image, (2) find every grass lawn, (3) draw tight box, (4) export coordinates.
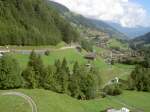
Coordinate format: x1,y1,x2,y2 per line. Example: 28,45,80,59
0,89,150,112
12,48,87,69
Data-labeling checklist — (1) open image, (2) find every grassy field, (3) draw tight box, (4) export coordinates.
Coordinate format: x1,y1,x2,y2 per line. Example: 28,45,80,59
0,45,147,112
11,48,134,85
0,89,150,112
107,38,129,51
12,48,86,68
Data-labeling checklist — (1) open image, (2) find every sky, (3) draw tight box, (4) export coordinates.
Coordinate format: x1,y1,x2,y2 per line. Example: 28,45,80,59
135,0,150,13
51,0,150,28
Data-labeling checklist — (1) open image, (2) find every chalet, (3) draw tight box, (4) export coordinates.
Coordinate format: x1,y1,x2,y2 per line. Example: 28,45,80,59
84,53,96,60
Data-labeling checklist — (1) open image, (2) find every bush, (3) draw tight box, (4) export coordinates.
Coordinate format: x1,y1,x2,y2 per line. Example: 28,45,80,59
103,84,122,96
45,50,50,56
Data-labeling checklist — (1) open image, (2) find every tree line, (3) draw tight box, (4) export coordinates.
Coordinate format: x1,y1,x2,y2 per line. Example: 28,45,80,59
0,51,101,99
128,47,150,92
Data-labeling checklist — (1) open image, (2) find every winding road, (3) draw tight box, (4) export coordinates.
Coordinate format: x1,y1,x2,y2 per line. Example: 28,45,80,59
1,92,37,112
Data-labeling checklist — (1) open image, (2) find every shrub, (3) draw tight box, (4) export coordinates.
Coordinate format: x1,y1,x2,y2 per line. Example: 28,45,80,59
45,50,50,56
103,84,122,96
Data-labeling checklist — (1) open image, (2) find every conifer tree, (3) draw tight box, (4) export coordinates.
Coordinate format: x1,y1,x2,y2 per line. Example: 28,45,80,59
61,58,70,94
0,55,22,89
42,65,56,90
22,50,45,88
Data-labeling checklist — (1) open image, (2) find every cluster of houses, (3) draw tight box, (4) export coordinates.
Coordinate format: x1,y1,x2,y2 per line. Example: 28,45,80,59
94,36,110,48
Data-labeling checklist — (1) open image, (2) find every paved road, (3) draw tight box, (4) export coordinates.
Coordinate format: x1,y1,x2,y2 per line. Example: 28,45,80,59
0,46,77,55
1,92,37,112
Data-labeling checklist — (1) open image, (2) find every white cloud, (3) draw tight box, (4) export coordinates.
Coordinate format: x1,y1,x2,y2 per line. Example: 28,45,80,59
51,0,150,28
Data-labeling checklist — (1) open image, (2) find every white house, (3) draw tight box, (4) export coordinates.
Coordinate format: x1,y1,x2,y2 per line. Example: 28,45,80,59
107,107,130,112
121,107,130,112
0,50,10,58
0,53,3,57
0,50,10,54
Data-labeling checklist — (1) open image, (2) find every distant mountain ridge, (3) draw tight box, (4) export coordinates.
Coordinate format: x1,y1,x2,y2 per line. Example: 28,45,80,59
133,32,150,44
49,1,128,40
108,22,150,39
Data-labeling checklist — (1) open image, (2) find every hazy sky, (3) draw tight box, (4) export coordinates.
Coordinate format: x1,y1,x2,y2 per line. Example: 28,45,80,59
51,0,150,28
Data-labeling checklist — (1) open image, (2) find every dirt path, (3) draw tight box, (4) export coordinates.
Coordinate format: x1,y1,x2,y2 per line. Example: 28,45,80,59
1,92,37,112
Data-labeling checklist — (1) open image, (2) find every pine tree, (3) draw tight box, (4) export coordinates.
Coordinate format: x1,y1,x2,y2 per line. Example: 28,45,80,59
128,65,150,92
42,65,56,90
22,67,37,88
22,50,45,88
69,62,83,99
0,54,22,89
61,58,70,94
54,59,62,93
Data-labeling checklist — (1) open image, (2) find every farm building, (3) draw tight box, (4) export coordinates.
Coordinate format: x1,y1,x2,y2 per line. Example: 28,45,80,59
84,53,96,60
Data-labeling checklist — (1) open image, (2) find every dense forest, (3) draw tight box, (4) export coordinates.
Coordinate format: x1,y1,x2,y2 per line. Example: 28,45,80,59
0,0,79,45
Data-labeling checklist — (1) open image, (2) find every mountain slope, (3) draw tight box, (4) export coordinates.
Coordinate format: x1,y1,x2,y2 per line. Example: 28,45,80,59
0,0,78,45
49,1,127,40
131,32,150,48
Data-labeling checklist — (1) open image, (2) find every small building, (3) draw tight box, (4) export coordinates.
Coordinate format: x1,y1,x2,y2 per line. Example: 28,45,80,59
0,50,10,57
85,63,92,69
84,53,96,61
76,45,82,52
0,53,3,57
0,50,10,54
106,107,130,112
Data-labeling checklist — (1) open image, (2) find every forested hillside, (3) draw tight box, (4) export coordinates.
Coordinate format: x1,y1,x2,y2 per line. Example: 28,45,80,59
0,0,79,45
131,32,150,49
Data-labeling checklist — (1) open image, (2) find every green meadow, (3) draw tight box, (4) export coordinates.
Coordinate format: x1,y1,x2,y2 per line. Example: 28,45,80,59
0,89,150,112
